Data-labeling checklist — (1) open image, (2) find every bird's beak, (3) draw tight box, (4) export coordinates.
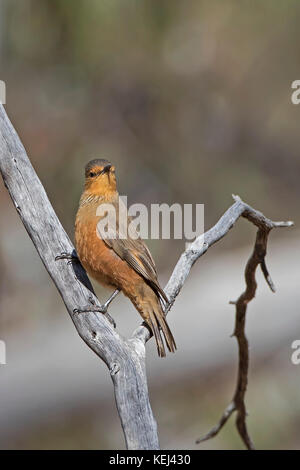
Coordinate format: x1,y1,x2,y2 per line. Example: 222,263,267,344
101,164,112,174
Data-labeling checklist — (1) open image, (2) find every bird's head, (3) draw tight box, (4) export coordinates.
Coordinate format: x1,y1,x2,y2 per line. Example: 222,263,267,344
84,159,117,197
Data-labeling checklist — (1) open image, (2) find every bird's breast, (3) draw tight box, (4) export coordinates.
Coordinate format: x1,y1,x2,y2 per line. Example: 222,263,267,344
74,198,148,295
75,203,117,288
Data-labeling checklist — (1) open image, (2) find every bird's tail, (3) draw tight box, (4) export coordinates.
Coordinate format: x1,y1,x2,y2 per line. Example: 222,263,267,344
130,286,177,357
148,304,176,358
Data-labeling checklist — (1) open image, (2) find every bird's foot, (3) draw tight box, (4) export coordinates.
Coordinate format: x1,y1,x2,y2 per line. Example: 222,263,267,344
103,289,120,310
73,305,106,314
73,304,116,329
55,251,80,265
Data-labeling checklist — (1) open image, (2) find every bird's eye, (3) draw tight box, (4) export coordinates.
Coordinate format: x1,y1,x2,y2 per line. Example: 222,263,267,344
89,171,96,178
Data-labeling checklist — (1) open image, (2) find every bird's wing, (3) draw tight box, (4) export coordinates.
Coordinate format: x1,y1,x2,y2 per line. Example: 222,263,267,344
105,236,169,305
98,199,168,304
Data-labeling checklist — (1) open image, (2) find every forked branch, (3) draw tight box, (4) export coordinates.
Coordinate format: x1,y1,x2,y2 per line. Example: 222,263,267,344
195,197,293,449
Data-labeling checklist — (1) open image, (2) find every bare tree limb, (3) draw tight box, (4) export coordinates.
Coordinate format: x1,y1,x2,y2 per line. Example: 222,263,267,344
0,105,159,450
133,195,293,346
196,197,293,449
0,104,293,450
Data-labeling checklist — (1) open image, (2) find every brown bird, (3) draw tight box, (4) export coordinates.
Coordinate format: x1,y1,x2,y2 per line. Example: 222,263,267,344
73,158,176,357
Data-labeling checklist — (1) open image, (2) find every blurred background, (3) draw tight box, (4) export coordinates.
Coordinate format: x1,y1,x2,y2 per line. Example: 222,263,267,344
0,0,299,449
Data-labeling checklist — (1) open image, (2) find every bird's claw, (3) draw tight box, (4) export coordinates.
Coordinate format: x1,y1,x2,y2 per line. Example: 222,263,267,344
73,305,116,328
73,308,83,314
73,305,105,314
105,312,116,328
55,252,79,263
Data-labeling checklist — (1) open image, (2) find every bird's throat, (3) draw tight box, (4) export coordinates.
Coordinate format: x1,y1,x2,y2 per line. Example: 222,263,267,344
79,188,118,207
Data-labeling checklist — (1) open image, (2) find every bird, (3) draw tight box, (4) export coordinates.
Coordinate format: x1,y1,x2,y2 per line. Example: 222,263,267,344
73,158,176,357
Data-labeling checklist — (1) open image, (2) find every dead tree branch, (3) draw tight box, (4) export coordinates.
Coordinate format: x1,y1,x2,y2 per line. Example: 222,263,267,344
196,197,293,449
0,104,293,450
0,105,159,450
